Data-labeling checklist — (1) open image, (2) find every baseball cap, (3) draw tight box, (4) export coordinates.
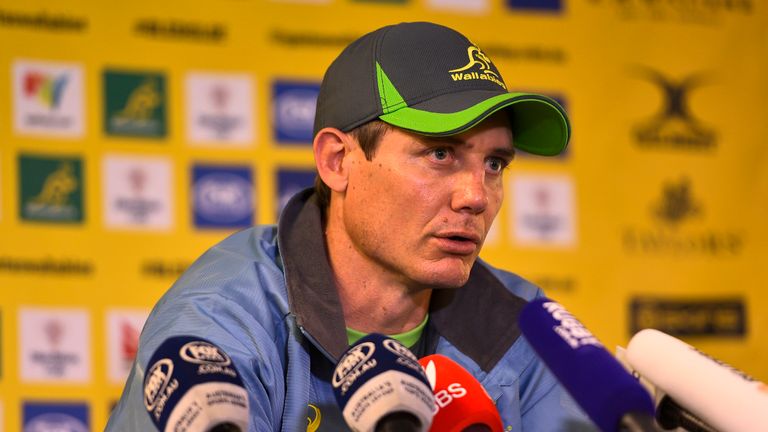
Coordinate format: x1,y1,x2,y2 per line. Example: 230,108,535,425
313,21,570,156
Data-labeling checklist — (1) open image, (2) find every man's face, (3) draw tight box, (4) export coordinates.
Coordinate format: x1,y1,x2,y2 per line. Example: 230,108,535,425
340,112,513,289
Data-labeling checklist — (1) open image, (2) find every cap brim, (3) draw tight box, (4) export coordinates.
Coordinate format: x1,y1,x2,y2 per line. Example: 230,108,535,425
378,91,570,156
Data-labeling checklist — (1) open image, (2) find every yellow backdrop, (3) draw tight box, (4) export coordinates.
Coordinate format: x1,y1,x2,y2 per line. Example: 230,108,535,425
1,0,766,430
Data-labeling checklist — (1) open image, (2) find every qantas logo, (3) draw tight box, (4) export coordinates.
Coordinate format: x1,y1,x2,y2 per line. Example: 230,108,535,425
24,72,68,109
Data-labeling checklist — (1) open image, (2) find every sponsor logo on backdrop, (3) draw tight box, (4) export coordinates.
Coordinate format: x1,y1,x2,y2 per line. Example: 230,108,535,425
630,297,746,337
631,67,716,151
104,70,167,138
623,176,743,256
482,44,566,64
273,81,320,145
0,8,87,32
269,29,356,47
350,0,407,4
107,309,148,383
277,168,315,217
531,275,578,293
507,0,562,12
134,18,226,42
23,402,89,432
20,308,90,382
141,259,191,279
103,154,172,230
192,164,254,229
0,256,93,275
587,0,752,24
509,174,576,247
13,60,84,137
19,154,83,223
186,73,254,146
427,0,488,14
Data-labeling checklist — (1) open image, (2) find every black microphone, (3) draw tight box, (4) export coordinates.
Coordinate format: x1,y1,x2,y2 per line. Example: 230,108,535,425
655,395,717,432
332,333,435,432
518,298,660,432
143,336,249,432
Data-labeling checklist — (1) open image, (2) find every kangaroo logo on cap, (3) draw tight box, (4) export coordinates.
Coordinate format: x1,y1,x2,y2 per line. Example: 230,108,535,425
449,45,506,90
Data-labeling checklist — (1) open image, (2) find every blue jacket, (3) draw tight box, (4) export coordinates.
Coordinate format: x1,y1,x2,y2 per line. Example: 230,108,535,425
107,189,594,431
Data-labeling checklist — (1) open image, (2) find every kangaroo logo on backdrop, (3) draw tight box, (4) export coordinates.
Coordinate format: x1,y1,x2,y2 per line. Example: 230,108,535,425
623,177,743,256
19,154,83,223
192,165,254,229
273,81,320,144
653,177,701,227
632,68,716,151
103,155,172,230
104,70,167,138
186,73,254,146
23,402,89,432
510,174,576,247
449,45,506,90
13,60,84,137
20,308,90,382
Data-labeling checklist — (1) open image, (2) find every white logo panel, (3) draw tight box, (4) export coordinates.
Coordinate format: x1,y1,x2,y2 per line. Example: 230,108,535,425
19,307,91,382
103,154,173,230
13,59,84,137
427,0,489,14
186,72,254,146
509,174,576,247
106,309,148,384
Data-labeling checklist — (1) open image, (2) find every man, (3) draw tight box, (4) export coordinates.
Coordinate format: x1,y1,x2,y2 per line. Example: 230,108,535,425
107,22,593,431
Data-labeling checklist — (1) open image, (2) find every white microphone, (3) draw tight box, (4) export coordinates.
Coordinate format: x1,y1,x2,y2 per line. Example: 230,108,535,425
626,329,768,432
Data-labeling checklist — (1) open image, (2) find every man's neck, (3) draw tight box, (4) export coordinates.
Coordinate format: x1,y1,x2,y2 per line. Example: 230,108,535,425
324,212,431,335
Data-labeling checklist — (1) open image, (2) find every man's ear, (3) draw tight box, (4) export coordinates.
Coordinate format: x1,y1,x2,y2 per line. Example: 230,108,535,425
313,127,352,193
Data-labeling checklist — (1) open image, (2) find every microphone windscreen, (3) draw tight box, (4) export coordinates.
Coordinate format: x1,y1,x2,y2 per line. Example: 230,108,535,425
518,298,654,432
332,333,435,432
143,336,249,432
627,329,768,432
418,354,503,432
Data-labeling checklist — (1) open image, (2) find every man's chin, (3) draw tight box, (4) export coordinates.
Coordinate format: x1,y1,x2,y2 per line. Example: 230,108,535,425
420,264,473,289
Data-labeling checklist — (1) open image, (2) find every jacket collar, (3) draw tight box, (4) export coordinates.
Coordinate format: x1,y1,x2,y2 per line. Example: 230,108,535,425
277,188,526,372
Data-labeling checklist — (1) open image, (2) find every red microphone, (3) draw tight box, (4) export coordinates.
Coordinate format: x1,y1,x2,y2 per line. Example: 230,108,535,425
418,354,504,432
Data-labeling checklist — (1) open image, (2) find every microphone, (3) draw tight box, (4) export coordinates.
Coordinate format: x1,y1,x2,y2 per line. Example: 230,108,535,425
332,333,435,432
518,298,658,432
418,354,503,432
627,329,768,432
143,336,249,432
615,346,716,432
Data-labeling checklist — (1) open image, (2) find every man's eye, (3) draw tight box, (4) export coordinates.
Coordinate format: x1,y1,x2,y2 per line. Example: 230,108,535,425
486,158,508,173
431,148,450,160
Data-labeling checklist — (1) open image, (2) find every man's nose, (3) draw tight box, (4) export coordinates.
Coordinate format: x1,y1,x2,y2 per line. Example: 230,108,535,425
451,170,488,214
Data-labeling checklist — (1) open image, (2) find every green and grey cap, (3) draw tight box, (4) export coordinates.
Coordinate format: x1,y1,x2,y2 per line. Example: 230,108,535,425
313,21,570,156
